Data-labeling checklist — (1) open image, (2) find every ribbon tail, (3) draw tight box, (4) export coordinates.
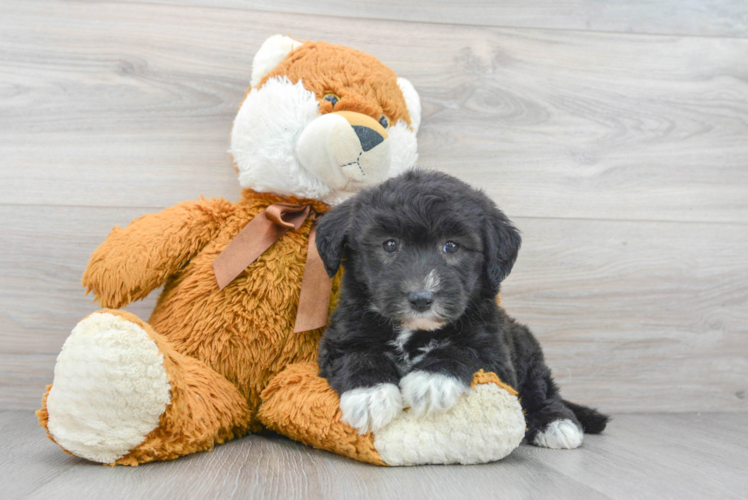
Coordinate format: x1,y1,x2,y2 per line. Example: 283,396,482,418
294,225,334,333
213,203,310,290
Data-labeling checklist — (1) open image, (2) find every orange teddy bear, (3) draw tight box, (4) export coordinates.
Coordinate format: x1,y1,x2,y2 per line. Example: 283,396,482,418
38,36,525,467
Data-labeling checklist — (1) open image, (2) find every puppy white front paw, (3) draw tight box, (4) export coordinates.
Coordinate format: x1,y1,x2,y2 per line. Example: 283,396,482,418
339,383,403,434
399,370,468,417
533,419,584,449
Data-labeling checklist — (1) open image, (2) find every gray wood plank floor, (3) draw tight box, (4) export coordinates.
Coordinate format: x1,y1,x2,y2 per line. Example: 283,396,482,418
2,411,747,500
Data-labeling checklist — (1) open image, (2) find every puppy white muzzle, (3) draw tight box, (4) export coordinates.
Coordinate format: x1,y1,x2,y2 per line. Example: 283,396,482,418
295,111,390,192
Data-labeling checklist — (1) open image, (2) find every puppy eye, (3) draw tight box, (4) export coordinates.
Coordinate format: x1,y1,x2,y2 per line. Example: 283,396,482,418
323,94,339,108
379,115,390,129
383,239,398,253
443,241,459,254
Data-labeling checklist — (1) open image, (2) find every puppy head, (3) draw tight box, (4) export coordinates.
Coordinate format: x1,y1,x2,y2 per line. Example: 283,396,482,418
316,169,521,330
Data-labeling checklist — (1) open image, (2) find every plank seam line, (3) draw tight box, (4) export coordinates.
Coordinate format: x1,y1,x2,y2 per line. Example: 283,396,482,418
93,0,748,40
0,202,746,227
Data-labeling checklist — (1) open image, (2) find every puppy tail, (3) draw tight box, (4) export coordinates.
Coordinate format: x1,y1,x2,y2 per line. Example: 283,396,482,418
562,399,609,434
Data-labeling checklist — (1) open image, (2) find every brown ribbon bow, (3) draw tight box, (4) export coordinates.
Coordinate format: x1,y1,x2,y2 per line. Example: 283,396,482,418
212,203,333,333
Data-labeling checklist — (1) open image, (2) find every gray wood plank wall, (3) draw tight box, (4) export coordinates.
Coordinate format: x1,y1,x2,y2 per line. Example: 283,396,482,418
1,0,746,413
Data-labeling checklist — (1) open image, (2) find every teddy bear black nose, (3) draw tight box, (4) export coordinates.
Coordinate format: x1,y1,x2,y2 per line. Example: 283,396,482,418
352,125,384,152
408,291,433,312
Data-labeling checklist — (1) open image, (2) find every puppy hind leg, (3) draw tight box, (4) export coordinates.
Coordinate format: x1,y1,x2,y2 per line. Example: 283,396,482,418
562,399,609,434
519,363,584,449
526,401,584,450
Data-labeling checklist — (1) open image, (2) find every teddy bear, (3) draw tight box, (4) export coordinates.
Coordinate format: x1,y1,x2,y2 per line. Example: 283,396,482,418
37,35,525,467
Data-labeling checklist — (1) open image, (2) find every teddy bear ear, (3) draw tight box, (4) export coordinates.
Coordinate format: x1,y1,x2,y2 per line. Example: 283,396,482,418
250,35,303,88
397,77,421,134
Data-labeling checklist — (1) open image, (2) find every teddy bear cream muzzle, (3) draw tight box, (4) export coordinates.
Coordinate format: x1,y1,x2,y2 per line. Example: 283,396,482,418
295,110,391,191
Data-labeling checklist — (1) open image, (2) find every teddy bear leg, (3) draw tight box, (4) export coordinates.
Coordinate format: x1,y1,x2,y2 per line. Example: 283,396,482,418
37,310,251,465
257,362,387,465
257,363,526,466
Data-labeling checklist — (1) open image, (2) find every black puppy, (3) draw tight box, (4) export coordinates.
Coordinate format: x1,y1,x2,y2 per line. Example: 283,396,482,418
316,169,608,448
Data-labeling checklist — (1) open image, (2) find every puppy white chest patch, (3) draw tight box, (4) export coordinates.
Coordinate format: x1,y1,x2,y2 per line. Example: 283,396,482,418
411,338,451,365
388,327,415,371
393,327,415,350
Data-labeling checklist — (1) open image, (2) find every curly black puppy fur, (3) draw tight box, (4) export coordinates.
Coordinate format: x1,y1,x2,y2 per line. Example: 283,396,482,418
316,169,608,447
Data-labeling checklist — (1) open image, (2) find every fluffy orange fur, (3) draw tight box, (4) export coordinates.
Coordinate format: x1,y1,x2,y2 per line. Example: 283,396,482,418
105,310,251,465
259,362,386,465
38,190,340,464
259,41,413,129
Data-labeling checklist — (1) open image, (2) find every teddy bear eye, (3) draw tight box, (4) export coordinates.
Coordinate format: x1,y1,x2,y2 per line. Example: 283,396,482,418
323,94,339,108
383,239,398,253
443,241,459,254
379,115,390,129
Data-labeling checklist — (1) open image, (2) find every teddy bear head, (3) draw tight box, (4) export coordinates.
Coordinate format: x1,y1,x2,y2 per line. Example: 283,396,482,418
230,35,421,205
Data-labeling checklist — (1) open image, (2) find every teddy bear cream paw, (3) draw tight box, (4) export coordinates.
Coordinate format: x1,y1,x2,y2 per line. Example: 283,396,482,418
373,376,526,465
44,312,171,463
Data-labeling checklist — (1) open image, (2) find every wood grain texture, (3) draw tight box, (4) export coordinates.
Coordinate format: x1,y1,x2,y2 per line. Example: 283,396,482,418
101,0,748,37
0,204,159,408
1,205,746,412
1,1,747,414
2,2,748,222
2,410,747,500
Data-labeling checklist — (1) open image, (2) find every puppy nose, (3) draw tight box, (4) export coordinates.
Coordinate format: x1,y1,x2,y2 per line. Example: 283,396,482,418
408,291,433,312
352,126,384,152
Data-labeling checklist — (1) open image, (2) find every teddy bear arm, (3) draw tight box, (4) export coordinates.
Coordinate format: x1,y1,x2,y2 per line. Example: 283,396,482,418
82,198,235,308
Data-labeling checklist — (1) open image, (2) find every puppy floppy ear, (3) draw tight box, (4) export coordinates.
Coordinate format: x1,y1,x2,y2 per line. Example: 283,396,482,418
315,199,355,277
483,205,521,291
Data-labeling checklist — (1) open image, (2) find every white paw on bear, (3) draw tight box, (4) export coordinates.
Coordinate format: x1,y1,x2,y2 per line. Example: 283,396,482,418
399,370,469,417
339,383,403,434
533,419,584,449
